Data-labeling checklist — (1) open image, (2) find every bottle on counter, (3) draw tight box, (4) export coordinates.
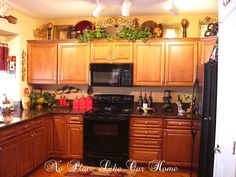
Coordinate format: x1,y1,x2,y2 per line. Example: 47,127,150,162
22,88,31,110
143,92,148,111
148,91,153,108
138,91,143,108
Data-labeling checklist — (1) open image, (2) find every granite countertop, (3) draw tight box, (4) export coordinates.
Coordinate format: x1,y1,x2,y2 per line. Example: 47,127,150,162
0,103,196,130
0,107,88,130
131,103,193,119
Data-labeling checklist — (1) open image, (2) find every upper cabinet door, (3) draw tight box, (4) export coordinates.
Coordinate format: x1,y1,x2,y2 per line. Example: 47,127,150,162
90,41,133,63
133,42,165,86
200,37,217,64
27,42,57,84
90,42,112,63
165,41,198,86
112,42,133,63
58,43,90,84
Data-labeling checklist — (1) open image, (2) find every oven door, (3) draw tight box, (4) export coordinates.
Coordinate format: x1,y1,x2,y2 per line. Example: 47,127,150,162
90,64,121,87
83,115,129,166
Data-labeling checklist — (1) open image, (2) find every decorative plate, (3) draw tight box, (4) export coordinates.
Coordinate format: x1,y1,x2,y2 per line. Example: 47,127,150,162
75,20,94,35
140,20,158,34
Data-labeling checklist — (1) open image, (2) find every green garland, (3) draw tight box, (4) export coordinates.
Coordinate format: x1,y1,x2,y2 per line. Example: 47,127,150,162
78,26,153,43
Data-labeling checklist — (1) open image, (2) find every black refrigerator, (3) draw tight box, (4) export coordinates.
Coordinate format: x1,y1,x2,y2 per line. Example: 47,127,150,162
192,60,218,177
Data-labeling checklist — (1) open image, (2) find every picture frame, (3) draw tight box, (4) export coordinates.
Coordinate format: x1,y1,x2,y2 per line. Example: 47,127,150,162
53,25,71,39
162,24,180,38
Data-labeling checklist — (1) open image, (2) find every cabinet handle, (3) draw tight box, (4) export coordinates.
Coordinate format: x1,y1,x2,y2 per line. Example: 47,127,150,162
80,127,83,131
233,141,236,155
214,144,221,154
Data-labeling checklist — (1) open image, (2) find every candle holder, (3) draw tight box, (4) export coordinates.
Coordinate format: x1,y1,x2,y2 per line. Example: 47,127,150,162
181,19,189,38
47,23,53,40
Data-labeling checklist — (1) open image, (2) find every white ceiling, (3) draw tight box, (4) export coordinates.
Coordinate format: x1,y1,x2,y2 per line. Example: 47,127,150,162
7,0,218,19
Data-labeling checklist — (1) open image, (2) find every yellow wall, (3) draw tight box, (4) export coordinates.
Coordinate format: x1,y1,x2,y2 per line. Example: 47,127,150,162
37,13,218,38
0,9,38,101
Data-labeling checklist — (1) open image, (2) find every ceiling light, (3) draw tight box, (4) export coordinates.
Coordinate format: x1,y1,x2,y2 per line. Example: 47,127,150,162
0,2,11,16
122,0,132,17
165,0,179,16
93,0,106,17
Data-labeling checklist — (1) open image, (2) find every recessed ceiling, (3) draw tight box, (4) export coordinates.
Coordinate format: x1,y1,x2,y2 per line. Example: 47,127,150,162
7,0,218,19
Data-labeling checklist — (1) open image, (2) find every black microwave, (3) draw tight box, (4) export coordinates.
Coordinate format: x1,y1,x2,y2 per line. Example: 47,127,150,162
89,64,133,87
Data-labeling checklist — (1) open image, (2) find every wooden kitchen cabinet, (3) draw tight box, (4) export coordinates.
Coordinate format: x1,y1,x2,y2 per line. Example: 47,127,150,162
27,42,58,84
91,41,133,63
200,37,217,64
0,137,19,177
66,115,83,159
165,40,198,86
133,41,165,86
52,115,65,157
58,43,90,84
129,118,163,163
19,118,46,176
163,119,200,167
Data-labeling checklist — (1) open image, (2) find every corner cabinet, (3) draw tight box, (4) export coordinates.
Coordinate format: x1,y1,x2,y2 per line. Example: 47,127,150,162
199,37,217,64
133,42,165,86
27,42,58,84
58,43,90,84
165,40,198,86
91,41,133,63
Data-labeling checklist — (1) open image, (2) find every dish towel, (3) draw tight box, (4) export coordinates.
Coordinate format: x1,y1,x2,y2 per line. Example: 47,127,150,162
0,46,9,71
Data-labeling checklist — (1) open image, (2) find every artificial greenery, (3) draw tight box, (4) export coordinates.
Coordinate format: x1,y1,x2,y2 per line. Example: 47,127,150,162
78,28,111,43
78,26,153,43
29,92,55,108
114,26,153,42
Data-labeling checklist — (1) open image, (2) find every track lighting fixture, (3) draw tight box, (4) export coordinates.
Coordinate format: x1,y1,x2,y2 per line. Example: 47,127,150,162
122,0,132,17
166,0,179,16
93,0,106,17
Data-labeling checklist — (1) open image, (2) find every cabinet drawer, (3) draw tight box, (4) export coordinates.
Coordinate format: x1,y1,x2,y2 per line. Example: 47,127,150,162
165,120,192,129
67,115,83,124
0,126,17,142
130,148,162,162
130,127,162,138
130,138,162,149
32,118,43,128
19,122,32,134
131,118,163,128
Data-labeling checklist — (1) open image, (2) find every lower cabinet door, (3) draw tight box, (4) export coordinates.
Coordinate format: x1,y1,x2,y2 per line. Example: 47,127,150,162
130,148,162,163
53,116,65,156
33,126,45,167
19,132,34,176
0,138,19,177
66,124,83,159
163,129,192,167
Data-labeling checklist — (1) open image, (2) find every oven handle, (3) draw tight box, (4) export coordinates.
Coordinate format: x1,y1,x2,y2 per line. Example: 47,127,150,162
84,116,130,121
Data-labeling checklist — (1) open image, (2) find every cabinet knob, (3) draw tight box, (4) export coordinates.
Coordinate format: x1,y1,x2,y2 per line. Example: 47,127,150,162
0,147,3,151
145,131,148,135
31,134,34,137
145,121,148,124
107,57,111,61
179,123,182,125
34,133,36,136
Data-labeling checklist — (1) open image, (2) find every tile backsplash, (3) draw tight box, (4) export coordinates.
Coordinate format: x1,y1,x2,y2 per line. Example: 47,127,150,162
33,85,192,103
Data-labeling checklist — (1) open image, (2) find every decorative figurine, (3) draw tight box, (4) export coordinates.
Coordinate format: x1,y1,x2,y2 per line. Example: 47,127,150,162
162,90,172,112
181,18,189,38
47,23,53,40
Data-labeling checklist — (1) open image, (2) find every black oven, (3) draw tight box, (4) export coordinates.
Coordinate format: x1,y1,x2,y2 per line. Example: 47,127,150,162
89,64,133,87
83,94,134,167
83,115,129,167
